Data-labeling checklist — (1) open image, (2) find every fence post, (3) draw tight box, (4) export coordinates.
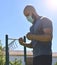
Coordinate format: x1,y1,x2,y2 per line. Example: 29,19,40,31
24,36,27,65
5,34,9,65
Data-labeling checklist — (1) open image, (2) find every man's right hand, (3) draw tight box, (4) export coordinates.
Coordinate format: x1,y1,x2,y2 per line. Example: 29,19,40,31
18,37,33,48
18,38,24,45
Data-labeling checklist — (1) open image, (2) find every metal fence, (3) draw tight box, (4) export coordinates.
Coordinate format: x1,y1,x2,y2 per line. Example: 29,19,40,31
5,34,27,65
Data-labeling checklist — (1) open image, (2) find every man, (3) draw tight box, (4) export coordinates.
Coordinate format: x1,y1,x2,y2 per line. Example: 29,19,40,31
18,5,53,65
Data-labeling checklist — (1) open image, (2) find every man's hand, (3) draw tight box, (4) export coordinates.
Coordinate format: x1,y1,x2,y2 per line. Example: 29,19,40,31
18,36,33,48
18,38,24,45
26,32,33,40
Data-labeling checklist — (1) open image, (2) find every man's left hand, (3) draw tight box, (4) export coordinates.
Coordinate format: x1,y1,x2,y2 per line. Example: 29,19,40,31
26,32,33,40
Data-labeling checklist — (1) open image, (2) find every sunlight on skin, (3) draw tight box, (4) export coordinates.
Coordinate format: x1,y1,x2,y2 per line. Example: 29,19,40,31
45,0,57,11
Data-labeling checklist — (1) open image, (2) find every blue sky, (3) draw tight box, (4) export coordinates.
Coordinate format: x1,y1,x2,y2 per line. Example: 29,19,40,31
0,0,57,52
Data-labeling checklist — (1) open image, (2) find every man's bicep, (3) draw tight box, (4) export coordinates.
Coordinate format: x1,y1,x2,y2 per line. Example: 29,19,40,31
42,17,53,35
43,28,52,35
43,28,53,40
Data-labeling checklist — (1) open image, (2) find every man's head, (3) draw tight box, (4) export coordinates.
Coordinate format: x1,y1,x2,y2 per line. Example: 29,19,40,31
24,5,36,16
23,5,39,23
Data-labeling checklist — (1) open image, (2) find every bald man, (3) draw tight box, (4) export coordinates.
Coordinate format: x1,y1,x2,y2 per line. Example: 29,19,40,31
19,5,53,65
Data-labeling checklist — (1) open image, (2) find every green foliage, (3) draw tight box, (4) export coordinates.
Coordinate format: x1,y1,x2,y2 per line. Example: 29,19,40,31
0,40,22,65
9,58,22,65
0,40,5,65
55,62,57,65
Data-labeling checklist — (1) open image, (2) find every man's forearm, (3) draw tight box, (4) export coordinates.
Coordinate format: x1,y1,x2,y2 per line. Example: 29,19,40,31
27,34,52,42
33,35,52,42
21,42,33,48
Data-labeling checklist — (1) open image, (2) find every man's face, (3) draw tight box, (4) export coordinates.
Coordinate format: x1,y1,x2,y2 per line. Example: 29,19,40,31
24,9,31,17
24,10,34,23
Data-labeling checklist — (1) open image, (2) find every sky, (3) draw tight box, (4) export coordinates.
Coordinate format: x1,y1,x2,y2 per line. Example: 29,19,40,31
0,0,57,52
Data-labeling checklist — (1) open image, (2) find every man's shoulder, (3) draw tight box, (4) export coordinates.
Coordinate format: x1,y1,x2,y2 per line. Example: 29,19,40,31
40,16,47,20
40,16,52,23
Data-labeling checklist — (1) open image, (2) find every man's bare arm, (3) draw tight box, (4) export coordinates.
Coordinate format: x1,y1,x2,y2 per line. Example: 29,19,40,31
26,28,52,42
21,42,33,48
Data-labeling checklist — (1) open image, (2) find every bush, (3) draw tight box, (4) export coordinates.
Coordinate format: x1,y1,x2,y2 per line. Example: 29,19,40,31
0,40,22,65
9,58,22,65
0,41,5,65
55,62,57,65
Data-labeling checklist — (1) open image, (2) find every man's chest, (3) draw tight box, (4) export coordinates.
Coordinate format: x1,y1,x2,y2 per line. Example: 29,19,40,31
30,21,43,34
